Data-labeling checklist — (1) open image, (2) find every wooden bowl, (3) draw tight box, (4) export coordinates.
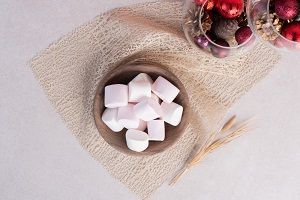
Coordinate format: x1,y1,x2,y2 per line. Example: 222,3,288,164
93,62,190,156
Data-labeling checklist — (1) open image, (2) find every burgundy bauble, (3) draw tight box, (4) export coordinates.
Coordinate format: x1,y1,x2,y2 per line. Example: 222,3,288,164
275,0,299,20
211,39,230,58
281,21,300,42
235,26,253,44
216,0,244,19
194,0,216,10
194,35,210,49
194,31,214,49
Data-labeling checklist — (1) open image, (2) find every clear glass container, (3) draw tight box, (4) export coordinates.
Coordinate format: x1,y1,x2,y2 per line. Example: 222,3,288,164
247,0,300,51
182,0,257,59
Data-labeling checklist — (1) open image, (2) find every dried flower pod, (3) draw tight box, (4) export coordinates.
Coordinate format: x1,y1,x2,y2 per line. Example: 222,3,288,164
270,13,284,32
255,12,284,41
200,12,213,32
185,6,202,37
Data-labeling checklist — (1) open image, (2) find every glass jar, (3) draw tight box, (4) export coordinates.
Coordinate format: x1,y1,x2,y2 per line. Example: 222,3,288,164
183,0,257,59
247,0,300,51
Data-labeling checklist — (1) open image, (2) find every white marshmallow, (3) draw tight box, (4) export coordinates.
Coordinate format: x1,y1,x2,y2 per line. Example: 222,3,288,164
104,84,128,108
128,81,151,102
117,104,140,129
101,108,124,132
126,129,149,152
136,119,147,131
161,102,183,126
133,99,162,121
150,92,161,103
147,120,165,141
152,76,180,103
131,73,154,84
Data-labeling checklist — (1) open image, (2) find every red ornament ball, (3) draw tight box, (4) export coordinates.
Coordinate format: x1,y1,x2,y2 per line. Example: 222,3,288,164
235,26,253,44
281,21,300,42
216,0,244,19
275,0,299,20
211,39,230,58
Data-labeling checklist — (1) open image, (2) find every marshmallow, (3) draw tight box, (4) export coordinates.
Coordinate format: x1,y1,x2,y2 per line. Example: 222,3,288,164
128,81,151,102
117,104,140,129
126,129,149,152
133,99,162,121
132,73,154,84
136,119,147,131
147,120,165,141
150,92,161,103
152,76,180,103
101,108,124,132
161,102,183,126
104,84,128,108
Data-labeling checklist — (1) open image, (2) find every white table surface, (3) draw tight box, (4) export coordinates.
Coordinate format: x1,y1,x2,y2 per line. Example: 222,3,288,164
1,1,300,199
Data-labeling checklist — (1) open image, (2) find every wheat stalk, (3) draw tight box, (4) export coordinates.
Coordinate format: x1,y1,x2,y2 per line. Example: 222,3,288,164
169,116,253,186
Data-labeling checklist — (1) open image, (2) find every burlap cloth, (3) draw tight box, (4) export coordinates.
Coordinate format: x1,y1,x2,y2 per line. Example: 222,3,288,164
29,1,280,199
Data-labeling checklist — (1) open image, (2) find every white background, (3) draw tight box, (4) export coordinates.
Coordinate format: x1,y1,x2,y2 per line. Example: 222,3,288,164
1,0,300,199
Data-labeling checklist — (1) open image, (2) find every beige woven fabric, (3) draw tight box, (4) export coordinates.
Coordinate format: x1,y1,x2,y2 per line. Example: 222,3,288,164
29,2,280,199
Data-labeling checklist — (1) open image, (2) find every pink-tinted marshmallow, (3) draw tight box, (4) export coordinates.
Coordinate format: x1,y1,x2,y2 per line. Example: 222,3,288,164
126,129,149,152
101,108,124,132
117,104,140,129
128,81,151,102
136,119,147,131
147,120,165,141
150,92,161,103
161,102,183,126
104,84,128,108
152,76,180,103
131,73,154,84
133,99,162,121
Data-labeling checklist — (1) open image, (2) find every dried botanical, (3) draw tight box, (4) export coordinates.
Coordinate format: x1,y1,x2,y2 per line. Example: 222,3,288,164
169,115,253,186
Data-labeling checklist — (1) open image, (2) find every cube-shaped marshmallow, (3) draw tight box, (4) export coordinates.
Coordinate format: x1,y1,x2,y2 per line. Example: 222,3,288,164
104,84,128,108
133,99,162,121
131,73,154,84
117,104,140,129
150,92,161,103
136,119,147,131
128,81,151,102
151,76,180,103
101,108,124,132
126,129,149,152
161,102,183,126
147,120,165,141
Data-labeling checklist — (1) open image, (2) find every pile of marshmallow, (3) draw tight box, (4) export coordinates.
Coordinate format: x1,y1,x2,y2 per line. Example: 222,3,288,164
101,73,183,152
